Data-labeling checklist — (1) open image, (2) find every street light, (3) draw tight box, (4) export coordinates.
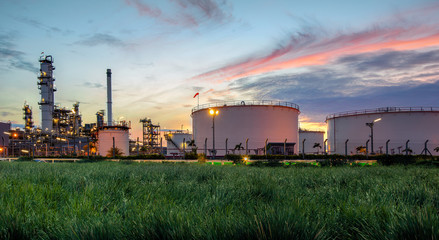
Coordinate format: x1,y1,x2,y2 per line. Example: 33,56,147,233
209,108,219,160
365,118,381,154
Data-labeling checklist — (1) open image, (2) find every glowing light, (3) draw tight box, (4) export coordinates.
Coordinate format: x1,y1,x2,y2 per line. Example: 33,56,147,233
374,118,382,123
209,109,219,116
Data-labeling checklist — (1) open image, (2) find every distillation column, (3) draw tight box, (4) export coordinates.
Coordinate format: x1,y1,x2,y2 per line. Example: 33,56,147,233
38,55,56,132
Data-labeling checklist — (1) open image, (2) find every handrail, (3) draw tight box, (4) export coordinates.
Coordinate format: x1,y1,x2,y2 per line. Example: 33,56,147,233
192,100,299,113
326,107,439,120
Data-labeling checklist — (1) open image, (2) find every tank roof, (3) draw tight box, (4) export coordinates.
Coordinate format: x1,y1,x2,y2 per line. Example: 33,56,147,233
98,125,130,131
326,106,439,120
192,100,299,113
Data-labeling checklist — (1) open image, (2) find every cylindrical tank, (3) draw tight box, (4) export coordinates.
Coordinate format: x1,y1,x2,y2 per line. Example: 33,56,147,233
165,131,192,157
192,100,300,156
97,126,129,157
326,107,439,155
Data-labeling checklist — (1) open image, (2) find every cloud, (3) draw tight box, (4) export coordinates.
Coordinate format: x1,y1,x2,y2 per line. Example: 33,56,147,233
0,34,38,72
124,0,232,27
337,50,439,72
14,17,71,35
75,33,125,47
1,111,13,117
83,82,105,89
192,3,439,82
223,48,439,122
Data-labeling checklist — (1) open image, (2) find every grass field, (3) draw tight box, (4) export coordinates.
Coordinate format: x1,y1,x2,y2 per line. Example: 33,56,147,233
0,162,438,239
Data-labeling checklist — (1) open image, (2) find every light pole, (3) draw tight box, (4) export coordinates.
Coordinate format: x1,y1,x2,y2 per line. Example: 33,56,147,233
365,118,381,155
209,108,219,159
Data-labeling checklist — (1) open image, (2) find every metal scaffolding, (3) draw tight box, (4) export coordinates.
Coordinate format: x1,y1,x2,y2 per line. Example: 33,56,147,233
140,118,160,151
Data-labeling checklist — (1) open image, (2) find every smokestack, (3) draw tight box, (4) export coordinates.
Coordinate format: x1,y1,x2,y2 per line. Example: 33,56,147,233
106,69,112,126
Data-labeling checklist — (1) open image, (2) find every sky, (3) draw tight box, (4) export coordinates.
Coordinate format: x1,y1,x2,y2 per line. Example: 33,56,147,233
1,0,439,140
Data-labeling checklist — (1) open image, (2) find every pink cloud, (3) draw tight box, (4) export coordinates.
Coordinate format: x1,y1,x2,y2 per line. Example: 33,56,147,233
124,0,230,27
192,3,439,82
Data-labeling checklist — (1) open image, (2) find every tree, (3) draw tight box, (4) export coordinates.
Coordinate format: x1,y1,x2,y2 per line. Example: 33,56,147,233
186,140,197,154
402,148,413,155
106,147,124,157
313,143,322,154
232,143,244,155
356,146,366,154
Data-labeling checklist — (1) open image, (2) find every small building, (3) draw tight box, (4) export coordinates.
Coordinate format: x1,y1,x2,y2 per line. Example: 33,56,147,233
165,131,192,158
299,130,325,154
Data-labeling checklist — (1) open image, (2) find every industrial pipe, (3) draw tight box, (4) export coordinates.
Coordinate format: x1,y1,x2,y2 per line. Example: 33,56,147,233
183,138,186,159
160,137,163,155
405,140,410,156
345,139,349,156
284,138,287,159
106,69,113,126
302,139,306,159
265,138,268,159
245,138,249,155
324,139,328,155
204,138,207,156
112,137,115,158
225,138,228,155
366,139,370,158
386,139,390,155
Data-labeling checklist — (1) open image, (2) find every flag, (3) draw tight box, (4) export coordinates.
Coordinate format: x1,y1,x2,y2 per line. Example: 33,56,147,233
193,92,199,98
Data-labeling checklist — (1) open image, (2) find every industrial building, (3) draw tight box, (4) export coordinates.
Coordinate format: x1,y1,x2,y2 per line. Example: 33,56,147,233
1,55,131,157
3,53,439,159
191,100,300,157
299,130,325,154
0,122,11,156
326,107,439,155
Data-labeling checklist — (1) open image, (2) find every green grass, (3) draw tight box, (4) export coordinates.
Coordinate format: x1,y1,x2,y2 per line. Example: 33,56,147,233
0,162,438,239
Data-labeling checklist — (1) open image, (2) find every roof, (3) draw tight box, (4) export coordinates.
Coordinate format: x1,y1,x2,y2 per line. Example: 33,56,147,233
326,107,439,120
192,100,300,113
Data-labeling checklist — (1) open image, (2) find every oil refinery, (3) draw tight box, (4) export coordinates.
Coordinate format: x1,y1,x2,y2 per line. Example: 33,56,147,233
1,54,439,158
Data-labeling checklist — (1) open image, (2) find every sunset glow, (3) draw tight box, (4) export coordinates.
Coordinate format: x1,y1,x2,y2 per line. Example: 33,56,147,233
1,0,438,139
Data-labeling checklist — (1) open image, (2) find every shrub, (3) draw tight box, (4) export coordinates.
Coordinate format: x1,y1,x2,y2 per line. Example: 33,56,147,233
197,153,207,163
224,154,243,164
184,152,198,160
16,156,34,161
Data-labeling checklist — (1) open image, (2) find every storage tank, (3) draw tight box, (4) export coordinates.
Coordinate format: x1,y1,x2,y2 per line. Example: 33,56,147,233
326,107,439,155
165,131,192,157
97,126,130,157
299,130,325,154
191,100,300,157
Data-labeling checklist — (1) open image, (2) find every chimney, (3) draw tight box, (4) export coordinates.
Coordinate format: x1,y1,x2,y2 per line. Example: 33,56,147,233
106,69,112,126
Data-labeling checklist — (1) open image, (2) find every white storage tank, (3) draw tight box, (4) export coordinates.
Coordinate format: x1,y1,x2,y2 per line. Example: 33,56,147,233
165,131,192,157
326,107,439,155
97,126,130,157
299,130,325,154
191,100,300,156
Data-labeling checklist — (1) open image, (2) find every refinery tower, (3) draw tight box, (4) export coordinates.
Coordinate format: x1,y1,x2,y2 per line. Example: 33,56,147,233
38,55,56,132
